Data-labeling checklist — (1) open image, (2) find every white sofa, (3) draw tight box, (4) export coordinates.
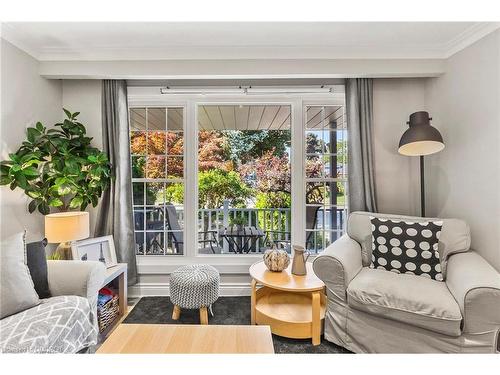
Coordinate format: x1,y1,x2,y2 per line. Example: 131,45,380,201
313,211,500,353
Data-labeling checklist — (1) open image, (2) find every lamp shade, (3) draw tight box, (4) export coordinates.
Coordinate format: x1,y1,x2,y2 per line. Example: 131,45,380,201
398,111,445,156
45,211,89,243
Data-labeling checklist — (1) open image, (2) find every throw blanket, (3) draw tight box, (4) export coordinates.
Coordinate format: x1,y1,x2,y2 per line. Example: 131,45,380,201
0,295,98,353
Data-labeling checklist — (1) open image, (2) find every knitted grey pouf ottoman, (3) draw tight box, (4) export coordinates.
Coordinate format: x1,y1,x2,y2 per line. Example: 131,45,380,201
170,264,220,324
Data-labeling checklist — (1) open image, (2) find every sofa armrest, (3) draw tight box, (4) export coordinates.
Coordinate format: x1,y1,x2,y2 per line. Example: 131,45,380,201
47,260,106,311
313,234,363,302
446,251,500,334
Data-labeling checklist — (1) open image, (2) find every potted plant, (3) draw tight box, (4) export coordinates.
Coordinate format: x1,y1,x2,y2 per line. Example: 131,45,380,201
0,109,112,214
229,215,247,232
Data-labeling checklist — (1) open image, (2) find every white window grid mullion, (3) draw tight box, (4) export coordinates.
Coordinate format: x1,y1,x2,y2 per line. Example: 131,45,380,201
304,103,348,254
143,108,148,254
129,105,188,256
164,107,168,255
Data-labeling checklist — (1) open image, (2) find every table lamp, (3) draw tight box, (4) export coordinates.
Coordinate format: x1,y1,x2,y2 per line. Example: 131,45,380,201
45,211,90,259
398,111,445,217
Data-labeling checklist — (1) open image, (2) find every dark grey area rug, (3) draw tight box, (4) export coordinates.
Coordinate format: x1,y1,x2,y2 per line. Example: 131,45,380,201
123,296,350,354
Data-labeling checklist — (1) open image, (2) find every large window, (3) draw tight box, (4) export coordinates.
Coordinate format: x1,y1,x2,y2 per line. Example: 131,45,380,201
197,105,292,254
127,88,347,263
130,107,185,255
304,105,348,253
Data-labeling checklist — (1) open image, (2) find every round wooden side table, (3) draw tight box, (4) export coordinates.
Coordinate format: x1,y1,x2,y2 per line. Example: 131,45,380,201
249,261,326,346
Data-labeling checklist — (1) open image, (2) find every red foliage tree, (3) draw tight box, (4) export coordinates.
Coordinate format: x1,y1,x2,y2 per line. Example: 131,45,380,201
239,149,291,194
198,131,232,171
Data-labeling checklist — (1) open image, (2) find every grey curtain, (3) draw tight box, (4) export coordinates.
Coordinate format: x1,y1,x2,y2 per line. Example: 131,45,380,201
346,78,378,213
95,80,138,286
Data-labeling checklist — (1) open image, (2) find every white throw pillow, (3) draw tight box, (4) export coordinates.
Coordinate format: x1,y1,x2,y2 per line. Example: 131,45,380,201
0,231,40,319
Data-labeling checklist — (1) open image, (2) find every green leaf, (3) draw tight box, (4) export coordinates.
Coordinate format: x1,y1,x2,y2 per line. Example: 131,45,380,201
0,175,11,185
20,153,38,164
0,164,10,175
28,199,38,213
48,197,64,207
21,159,41,169
54,177,67,185
38,202,50,215
10,165,21,173
27,190,42,198
15,173,29,189
22,167,39,177
57,184,72,196
73,112,80,118
35,122,44,132
63,108,72,119
69,196,83,209
47,128,64,135
8,153,21,163
27,128,41,143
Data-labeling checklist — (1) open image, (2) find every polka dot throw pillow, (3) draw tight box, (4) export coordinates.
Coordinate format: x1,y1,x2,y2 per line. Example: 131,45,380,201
369,217,443,281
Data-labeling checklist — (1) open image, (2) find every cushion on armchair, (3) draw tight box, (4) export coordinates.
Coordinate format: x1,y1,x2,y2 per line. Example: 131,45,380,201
0,231,40,319
26,239,51,299
347,212,470,279
347,268,463,337
369,217,443,280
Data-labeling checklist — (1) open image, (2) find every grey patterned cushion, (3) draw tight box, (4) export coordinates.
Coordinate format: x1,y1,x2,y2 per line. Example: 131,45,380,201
0,295,98,353
170,264,220,309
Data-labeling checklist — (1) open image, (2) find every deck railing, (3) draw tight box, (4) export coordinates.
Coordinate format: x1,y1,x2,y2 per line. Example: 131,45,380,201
137,201,346,255
199,200,292,253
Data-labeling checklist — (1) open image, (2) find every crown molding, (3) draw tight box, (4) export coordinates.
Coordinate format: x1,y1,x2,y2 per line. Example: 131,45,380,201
2,22,499,62
443,22,500,58
34,44,447,61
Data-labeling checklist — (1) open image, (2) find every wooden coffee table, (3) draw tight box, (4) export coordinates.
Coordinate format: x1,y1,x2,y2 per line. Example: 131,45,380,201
97,324,274,353
250,261,326,346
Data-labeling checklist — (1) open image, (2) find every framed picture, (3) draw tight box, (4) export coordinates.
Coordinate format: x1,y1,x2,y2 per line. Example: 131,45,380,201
72,235,118,268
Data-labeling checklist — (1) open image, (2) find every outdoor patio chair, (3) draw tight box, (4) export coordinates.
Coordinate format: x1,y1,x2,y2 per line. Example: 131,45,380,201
141,207,165,254
305,204,321,249
262,205,320,252
165,203,220,254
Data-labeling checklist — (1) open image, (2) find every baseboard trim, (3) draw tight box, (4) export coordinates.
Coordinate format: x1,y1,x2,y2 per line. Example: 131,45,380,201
129,282,252,298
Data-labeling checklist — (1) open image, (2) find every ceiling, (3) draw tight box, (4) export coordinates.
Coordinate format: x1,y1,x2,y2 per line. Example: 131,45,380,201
129,105,344,131
2,22,499,61
199,105,292,130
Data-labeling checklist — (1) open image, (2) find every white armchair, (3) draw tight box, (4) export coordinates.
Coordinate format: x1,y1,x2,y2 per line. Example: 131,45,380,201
313,211,500,353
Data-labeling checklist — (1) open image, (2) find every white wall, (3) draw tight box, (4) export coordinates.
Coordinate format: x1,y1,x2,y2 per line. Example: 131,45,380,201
424,30,500,271
372,78,427,216
62,80,103,234
0,40,62,241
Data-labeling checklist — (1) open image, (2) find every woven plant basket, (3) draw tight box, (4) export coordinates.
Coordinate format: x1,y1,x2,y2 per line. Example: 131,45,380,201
97,295,120,333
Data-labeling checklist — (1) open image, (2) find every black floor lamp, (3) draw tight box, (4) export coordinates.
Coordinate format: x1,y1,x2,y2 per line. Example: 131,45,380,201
398,111,445,217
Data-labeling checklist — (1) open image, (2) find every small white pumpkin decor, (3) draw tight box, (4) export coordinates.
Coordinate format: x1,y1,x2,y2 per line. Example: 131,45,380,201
263,247,290,272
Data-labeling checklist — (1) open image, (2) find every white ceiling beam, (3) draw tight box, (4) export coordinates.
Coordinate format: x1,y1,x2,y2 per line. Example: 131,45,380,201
39,58,446,79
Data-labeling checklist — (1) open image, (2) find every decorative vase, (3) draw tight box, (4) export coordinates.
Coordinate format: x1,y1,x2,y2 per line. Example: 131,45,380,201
263,247,290,272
